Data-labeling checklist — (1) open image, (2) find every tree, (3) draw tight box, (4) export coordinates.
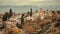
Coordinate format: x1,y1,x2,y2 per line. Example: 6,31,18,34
7,9,13,19
16,22,22,29
30,8,32,16
21,14,24,25
27,11,30,15
9,9,13,17
2,12,9,21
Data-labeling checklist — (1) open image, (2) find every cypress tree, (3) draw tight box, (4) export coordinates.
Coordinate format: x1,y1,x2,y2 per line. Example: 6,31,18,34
21,14,24,25
30,8,32,16
9,9,13,17
7,9,13,19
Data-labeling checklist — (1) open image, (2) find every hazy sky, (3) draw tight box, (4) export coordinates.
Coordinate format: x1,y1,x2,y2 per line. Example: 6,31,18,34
0,0,60,7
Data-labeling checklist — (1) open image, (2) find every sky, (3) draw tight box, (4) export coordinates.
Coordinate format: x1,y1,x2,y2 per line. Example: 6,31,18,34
0,0,60,14
0,0,60,7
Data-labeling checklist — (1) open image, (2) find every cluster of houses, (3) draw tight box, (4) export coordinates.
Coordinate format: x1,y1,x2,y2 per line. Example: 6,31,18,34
0,8,60,34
